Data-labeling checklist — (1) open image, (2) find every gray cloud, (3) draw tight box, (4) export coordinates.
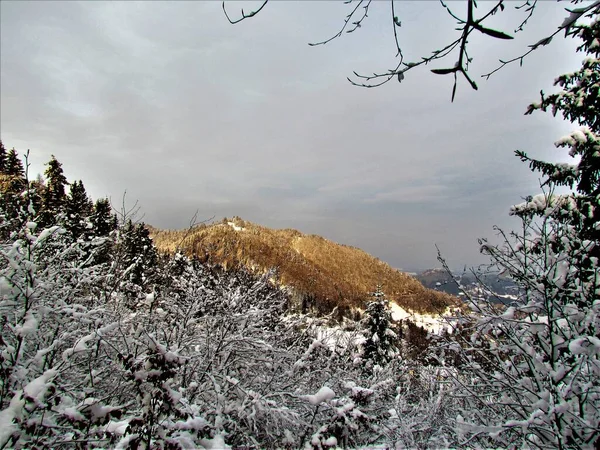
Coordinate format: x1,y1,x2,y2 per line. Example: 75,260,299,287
1,1,583,271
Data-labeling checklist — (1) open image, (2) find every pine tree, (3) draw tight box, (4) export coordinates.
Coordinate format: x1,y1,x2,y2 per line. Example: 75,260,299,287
4,148,24,178
86,198,117,265
44,155,69,213
0,148,26,231
0,141,7,173
64,180,93,238
40,155,68,227
1,148,25,194
120,219,158,290
517,16,600,308
90,198,117,237
361,285,398,369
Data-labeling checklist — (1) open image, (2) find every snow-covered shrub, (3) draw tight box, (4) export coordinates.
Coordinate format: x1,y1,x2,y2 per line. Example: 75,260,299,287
0,217,118,447
434,12,600,448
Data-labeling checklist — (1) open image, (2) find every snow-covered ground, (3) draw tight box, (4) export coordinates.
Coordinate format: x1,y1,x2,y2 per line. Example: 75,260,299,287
287,303,456,360
390,302,456,334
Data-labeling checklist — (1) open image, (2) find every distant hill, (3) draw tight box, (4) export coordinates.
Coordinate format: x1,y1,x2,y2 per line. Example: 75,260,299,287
416,268,460,295
416,267,518,304
149,217,458,316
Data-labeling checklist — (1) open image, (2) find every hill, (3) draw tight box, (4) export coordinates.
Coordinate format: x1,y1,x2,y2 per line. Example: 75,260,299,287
149,217,458,315
416,268,459,295
416,267,518,304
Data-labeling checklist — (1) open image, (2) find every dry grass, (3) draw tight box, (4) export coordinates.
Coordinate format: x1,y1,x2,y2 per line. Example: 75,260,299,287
149,217,459,314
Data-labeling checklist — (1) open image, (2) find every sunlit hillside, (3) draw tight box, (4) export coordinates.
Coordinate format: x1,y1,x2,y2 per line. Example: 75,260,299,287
149,217,458,315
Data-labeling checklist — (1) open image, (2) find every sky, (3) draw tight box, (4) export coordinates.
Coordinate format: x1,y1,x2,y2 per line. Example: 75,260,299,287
0,1,585,272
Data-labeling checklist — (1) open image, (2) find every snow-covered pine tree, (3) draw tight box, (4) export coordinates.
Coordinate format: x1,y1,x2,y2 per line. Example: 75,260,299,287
117,219,159,299
438,12,600,449
361,285,398,370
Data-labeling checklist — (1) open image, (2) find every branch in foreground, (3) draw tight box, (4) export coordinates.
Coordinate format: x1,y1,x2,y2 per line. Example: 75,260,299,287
482,0,600,79
222,0,269,25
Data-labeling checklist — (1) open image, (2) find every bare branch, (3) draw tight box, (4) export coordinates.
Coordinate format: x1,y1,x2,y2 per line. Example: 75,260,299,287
351,0,513,100
482,0,600,79
514,0,538,33
390,0,403,59
222,0,269,25
223,0,598,100
348,35,463,89
309,0,372,47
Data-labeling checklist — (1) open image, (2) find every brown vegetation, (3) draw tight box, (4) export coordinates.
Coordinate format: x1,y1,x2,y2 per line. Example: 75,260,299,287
149,217,459,315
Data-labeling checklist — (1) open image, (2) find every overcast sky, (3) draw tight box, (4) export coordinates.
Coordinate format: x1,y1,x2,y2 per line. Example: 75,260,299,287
0,1,584,271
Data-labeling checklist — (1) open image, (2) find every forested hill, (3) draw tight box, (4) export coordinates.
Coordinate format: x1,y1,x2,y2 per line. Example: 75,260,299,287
149,217,458,315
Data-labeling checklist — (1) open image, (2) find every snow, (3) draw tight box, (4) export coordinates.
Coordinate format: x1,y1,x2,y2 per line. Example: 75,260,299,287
199,433,230,449
0,393,25,447
227,222,245,232
24,369,57,405
343,381,374,399
173,417,209,430
91,404,120,421
33,226,61,248
115,434,139,450
560,6,586,30
390,302,454,334
304,386,336,405
308,322,364,353
16,311,39,336
63,406,86,422
106,419,130,435
282,429,296,445
569,337,600,356
323,436,338,446
510,193,576,216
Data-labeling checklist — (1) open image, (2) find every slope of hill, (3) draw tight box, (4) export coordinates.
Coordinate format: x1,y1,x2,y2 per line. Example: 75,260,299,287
149,217,458,315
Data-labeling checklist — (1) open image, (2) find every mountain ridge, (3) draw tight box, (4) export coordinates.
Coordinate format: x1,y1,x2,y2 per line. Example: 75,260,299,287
149,217,459,316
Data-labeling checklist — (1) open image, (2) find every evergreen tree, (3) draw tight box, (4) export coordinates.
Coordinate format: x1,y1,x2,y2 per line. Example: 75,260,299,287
4,148,24,178
1,148,25,195
518,15,600,298
90,198,117,237
0,141,7,173
87,198,117,265
39,155,68,227
361,285,398,369
64,180,93,238
0,148,26,232
120,219,158,290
